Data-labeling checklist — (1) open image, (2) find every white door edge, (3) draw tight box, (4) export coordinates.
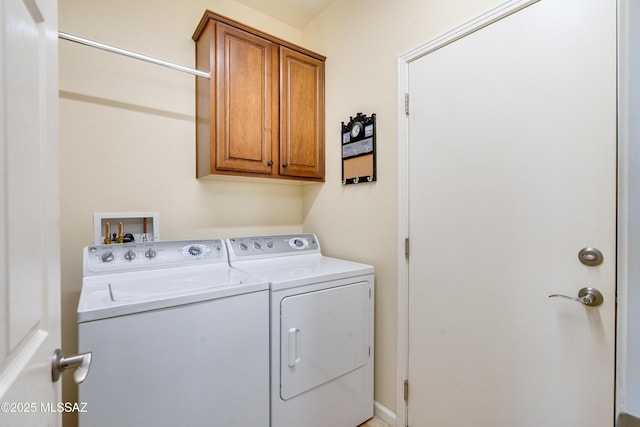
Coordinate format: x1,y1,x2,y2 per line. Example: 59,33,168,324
616,0,629,417
617,0,633,419
0,0,61,423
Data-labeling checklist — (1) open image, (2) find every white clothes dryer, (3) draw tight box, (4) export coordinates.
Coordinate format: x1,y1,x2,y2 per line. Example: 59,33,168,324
227,234,374,427
77,239,270,427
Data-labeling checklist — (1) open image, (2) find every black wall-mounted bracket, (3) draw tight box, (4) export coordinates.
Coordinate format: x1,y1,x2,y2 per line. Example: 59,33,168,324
341,112,377,185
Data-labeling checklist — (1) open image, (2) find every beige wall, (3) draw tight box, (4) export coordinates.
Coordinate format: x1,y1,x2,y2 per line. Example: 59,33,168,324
59,1,306,425
300,0,503,415
59,0,501,425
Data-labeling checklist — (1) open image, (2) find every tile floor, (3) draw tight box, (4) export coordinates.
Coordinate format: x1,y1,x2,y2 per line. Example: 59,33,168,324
358,416,392,427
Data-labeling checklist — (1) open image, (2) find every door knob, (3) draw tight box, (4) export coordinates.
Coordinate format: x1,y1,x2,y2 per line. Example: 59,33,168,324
548,287,604,307
578,247,604,266
51,348,92,384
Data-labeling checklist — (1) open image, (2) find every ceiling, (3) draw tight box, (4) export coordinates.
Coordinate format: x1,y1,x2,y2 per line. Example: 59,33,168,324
233,0,335,29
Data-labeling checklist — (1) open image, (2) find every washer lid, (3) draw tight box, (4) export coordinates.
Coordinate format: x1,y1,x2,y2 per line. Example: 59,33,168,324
78,265,269,323
108,269,241,301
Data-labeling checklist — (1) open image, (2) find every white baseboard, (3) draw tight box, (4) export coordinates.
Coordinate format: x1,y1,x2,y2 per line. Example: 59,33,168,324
374,400,397,426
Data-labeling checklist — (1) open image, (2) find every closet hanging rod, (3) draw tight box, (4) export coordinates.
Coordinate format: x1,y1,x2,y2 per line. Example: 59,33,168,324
58,32,210,79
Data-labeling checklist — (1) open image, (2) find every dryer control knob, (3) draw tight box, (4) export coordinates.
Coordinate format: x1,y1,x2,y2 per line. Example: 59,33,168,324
253,242,262,250
240,242,248,251
291,238,307,249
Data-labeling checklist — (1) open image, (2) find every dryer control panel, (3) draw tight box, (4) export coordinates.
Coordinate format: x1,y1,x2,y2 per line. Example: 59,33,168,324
83,239,226,276
227,234,320,260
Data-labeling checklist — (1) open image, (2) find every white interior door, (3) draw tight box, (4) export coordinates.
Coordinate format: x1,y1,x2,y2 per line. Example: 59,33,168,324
403,0,616,425
0,0,61,424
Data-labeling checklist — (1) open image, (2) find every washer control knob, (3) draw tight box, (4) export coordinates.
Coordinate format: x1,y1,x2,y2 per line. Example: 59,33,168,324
145,249,156,259
123,250,136,261
188,246,202,257
101,251,115,262
253,242,261,250
240,242,248,251
266,240,274,249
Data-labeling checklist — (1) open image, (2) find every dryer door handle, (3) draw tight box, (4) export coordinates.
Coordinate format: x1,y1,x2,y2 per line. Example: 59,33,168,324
288,327,300,367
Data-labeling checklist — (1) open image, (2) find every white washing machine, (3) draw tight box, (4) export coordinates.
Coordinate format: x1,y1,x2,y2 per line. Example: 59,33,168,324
77,239,270,427
226,234,374,427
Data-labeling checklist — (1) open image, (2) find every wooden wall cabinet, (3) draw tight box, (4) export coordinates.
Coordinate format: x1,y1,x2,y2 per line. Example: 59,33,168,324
193,11,325,182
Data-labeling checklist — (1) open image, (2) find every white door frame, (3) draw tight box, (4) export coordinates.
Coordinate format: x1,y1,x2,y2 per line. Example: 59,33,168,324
395,1,625,426
616,0,636,421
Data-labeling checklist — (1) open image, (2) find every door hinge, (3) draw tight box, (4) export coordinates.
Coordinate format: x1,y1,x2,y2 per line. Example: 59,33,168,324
405,93,410,115
405,237,410,258
404,379,409,401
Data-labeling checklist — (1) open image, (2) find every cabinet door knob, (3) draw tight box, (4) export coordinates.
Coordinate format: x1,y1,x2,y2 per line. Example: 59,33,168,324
267,160,273,166
282,162,288,168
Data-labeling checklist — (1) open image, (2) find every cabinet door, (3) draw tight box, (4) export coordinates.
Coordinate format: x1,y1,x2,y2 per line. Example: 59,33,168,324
280,47,324,180
215,23,278,174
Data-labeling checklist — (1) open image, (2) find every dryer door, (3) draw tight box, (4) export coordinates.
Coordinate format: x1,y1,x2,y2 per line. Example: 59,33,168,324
280,281,371,400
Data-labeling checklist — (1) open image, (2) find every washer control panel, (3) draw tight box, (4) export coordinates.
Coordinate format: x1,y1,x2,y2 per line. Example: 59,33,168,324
227,234,320,260
84,239,226,276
